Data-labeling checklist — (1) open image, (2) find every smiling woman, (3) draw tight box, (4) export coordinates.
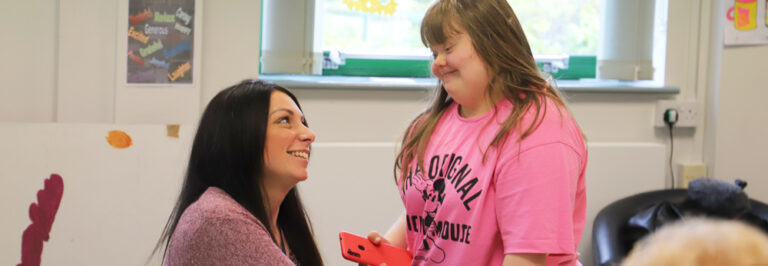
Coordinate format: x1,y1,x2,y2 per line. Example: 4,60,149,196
152,79,323,266
264,90,317,192
364,1,588,265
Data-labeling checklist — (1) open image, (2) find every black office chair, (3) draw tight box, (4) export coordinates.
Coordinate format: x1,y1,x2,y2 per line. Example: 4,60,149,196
591,189,768,266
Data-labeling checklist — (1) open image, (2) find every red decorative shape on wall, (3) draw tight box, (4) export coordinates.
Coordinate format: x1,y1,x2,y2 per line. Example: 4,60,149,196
18,174,64,266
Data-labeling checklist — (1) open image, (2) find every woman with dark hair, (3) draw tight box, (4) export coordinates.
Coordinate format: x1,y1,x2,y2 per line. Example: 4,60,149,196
153,79,323,265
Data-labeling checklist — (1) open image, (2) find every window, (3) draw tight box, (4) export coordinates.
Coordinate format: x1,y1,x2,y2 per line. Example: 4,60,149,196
508,0,599,79
509,0,599,56
318,0,433,77
262,0,666,81
321,0,432,56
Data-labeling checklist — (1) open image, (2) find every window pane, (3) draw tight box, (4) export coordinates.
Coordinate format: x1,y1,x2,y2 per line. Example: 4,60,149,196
321,0,433,56
508,0,600,56
322,0,598,57
315,0,599,79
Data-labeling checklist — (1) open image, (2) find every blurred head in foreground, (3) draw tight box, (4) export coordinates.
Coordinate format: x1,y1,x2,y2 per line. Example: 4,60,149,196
622,218,768,266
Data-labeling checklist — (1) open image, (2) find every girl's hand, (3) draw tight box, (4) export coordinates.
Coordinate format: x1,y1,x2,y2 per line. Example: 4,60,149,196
366,231,390,246
360,213,408,265
358,231,388,266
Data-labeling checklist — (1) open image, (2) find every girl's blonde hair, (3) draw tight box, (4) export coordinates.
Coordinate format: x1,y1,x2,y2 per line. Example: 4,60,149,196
395,0,576,183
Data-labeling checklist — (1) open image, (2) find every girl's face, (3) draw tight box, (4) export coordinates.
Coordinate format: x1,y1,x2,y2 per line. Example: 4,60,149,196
263,90,316,188
430,27,491,113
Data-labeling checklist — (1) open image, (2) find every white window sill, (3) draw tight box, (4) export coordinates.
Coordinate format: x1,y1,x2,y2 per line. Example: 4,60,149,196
260,74,679,94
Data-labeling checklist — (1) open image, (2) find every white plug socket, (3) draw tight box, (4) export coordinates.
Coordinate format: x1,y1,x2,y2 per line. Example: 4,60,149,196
655,100,698,128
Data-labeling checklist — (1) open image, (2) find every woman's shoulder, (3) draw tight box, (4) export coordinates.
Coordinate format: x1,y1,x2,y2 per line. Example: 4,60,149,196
166,187,292,265
179,187,268,231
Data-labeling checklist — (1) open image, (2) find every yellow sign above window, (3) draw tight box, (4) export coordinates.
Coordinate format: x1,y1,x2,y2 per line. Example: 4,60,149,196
342,0,397,15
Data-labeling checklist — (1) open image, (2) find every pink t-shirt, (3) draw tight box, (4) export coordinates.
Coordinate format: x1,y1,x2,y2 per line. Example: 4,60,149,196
399,98,587,266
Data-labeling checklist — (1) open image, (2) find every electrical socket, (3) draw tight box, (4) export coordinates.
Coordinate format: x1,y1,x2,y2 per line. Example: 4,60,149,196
655,100,698,127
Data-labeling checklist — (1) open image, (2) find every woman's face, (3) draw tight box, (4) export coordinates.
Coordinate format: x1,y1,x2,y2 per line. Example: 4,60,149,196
430,26,491,112
263,90,316,188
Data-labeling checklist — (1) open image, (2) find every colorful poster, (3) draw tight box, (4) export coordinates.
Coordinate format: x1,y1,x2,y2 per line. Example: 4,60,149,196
127,0,195,84
724,0,768,46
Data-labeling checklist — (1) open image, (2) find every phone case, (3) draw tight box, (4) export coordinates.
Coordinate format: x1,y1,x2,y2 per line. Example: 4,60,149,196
339,232,412,266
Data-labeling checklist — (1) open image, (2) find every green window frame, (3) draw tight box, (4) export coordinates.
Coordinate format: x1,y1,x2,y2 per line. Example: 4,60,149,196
320,52,596,80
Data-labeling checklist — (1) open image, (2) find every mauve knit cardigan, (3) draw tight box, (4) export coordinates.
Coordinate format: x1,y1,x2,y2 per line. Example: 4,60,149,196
164,187,295,266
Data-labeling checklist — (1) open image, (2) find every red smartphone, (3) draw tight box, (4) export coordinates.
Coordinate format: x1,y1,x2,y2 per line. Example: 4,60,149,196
339,232,412,266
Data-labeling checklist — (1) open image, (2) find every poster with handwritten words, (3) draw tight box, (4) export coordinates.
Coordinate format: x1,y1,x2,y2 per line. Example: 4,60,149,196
127,0,194,84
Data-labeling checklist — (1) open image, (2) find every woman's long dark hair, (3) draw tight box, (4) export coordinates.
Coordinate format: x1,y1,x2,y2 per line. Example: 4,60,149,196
152,79,323,265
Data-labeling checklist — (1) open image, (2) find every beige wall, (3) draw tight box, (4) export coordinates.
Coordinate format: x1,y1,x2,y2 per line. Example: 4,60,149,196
0,1,57,122
713,46,768,200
